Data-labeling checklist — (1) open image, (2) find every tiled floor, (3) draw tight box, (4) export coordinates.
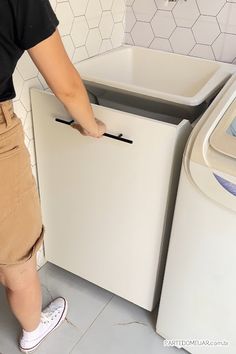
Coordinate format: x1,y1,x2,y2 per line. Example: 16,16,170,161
0,262,187,354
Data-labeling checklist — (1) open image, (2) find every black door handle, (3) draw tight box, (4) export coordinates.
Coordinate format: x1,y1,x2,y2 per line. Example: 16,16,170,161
55,118,133,144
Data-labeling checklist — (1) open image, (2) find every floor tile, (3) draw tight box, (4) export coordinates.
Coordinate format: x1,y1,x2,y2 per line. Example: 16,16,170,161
39,262,113,334
0,262,187,354
28,320,81,354
70,295,187,354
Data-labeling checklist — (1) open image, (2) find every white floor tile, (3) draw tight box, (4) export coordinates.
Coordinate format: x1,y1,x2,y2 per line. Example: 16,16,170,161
39,262,113,334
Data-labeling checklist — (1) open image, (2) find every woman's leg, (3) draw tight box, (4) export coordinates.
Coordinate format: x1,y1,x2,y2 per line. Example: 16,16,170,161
0,254,42,331
0,253,67,353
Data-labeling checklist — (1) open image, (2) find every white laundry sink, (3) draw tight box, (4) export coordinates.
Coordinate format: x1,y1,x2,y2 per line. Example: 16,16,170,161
76,45,234,110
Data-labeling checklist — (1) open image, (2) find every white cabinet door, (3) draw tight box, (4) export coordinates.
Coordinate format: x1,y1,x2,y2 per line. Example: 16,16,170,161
31,89,191,310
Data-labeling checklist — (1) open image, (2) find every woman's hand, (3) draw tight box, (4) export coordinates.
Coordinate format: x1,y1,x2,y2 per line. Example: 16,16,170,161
71,118,106,138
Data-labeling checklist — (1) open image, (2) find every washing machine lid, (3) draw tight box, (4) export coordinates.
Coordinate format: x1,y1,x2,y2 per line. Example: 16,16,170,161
184,74,236,212
209,98,236,159
187,74,236,170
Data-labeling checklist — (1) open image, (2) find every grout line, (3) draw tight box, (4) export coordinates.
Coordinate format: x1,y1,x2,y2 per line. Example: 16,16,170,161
65,317,80,330
69,295,114,353
41,283,53,301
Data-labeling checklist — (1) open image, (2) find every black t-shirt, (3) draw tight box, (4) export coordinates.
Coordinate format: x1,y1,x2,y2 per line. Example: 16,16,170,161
0,0,59,102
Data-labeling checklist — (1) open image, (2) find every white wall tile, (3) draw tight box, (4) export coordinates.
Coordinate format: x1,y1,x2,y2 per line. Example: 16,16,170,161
86,0,102,28
212,33,236,62
150,37,172,52
100,12,114,39
100,39,113,53
173,0,200,27
27,139,36,166
61,35,75,60
23,111,34,141
155,0,176,11
20,78,43,112
125,0,236,64
36,245,46,269
151,10,176,38
132,0,157,22
12,69,24,101
131,22,154,47
37,72,49,90
126,0,135,6
85,28,102,56
55,2,74,36
13,100,27,123
192,16,220,45
112,0,126,22
72,46,89,64
217,3,236,34
69,0,89,16
190,44,215,60
125,32,134,45
17,52,39,81
170,27,195,55
196,0,226,16
100,0,113,11
49,0,57,10
71,16,89,47
111,22,125,47
125,6,136,33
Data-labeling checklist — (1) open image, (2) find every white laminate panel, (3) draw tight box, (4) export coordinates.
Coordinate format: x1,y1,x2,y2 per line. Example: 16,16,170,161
31,89,191,310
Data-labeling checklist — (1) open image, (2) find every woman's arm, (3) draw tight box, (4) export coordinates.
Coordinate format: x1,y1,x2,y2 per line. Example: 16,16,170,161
28,29,106,138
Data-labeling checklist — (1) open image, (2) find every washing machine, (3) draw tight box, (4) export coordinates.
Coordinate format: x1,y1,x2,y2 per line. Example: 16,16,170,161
156,74,236,354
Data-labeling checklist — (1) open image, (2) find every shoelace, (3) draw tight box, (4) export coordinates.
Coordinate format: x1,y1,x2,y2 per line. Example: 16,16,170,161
41,308,62,324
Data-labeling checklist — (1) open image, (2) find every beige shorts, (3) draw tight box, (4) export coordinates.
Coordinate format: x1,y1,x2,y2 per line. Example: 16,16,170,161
0,100,44,266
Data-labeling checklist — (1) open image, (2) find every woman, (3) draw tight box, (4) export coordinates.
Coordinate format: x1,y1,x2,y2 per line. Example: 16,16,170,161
0,0,106,352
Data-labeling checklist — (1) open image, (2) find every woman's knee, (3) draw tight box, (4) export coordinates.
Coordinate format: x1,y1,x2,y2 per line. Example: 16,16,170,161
0,255,38,291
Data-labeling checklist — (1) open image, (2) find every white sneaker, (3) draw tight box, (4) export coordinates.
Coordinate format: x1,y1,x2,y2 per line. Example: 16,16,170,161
19,297,68,353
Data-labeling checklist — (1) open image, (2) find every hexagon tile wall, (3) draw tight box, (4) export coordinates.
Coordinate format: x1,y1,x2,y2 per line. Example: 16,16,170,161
12,0,126,267
125,0,236,64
